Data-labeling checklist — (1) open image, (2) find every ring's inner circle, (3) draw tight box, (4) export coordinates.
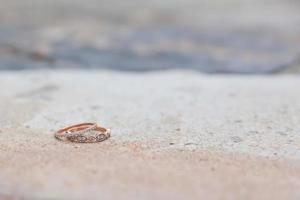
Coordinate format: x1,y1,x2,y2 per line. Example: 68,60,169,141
95,126,107,132
57,123,96,135
67,125,92,132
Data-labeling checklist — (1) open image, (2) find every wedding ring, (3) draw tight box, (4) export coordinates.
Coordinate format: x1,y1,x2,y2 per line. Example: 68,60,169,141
55,123,110,143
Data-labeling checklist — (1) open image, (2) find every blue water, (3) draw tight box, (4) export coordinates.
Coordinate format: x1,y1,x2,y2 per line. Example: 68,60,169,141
0,27,298,74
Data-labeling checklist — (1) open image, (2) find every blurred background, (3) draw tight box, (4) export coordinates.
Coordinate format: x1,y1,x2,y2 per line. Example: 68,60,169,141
1,0,300,73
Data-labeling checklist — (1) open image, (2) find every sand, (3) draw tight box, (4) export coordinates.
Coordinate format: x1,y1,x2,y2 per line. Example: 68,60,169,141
1,70,300,199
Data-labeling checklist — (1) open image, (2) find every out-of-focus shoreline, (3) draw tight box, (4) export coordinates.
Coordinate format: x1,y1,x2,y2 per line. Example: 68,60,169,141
1,0,300,74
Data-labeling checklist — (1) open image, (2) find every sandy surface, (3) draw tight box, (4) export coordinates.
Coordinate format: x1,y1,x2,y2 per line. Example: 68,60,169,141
1,70,300,199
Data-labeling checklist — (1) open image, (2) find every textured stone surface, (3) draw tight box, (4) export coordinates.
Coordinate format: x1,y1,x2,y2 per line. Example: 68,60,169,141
0,0,300,73
1,70,300,199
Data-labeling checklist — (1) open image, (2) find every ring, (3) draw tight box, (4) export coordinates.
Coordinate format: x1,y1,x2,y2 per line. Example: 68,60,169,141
55,123,111,143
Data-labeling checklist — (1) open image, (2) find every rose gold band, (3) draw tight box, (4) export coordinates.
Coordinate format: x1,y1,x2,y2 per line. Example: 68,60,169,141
55,123,110,143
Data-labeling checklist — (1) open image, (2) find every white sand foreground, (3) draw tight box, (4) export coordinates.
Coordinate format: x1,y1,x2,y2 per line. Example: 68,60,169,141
0,70,300,200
